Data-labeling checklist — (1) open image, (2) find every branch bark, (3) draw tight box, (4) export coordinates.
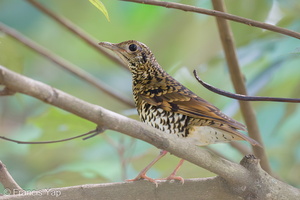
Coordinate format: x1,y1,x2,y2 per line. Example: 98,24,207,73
0,177,252,200
1,66,299,199
1,156,299,200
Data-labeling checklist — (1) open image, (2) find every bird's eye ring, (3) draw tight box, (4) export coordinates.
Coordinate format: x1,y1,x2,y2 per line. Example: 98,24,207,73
128,44,137,52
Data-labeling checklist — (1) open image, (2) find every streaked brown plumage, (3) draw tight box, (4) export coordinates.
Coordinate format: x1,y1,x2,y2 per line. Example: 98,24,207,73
99,40,260,184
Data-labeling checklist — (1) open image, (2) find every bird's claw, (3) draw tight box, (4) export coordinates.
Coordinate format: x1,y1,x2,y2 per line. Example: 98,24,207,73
159,175,184,184
126,174,159,187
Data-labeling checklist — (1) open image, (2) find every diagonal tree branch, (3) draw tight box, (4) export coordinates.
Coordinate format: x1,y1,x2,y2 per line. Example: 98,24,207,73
211,0,271,174
0,161,23,193
0,22,134,107
26,0,128,70
121,0,300,39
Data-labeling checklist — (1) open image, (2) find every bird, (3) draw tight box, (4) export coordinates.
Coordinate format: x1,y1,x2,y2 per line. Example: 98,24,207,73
98,40,261,184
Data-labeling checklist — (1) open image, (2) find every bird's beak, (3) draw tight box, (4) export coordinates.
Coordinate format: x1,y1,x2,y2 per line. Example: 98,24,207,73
98,41,129,66
98,42,118,51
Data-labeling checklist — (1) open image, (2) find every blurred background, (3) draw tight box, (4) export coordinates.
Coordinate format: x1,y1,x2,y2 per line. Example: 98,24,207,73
0,0,299,190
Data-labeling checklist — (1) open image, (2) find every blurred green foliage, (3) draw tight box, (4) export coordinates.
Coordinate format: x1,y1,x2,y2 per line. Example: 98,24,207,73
0,0,299,190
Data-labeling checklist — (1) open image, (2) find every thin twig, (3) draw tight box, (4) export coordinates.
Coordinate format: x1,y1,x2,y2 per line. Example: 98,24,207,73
26,0,128,70
121,0,300,39
211,0,271,174
0,129,101,144
193,70,300,103
0,22,134,107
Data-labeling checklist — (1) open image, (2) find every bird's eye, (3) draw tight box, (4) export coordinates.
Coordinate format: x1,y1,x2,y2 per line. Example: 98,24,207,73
128,44,137,52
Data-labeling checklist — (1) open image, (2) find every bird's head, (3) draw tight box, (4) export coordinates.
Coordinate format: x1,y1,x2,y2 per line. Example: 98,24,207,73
99,40,157,73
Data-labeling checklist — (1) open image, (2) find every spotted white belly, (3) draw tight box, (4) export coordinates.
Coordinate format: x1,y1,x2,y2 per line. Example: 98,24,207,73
139,104,189,137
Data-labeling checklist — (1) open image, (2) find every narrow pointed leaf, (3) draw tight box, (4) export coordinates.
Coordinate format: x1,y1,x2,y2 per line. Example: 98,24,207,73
88,0,110,21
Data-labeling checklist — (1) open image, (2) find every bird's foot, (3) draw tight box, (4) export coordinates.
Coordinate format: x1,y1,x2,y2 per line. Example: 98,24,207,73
126,174,159,187
159,174,184,184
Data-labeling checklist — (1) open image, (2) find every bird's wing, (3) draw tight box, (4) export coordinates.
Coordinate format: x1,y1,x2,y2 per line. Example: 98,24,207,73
138,88,247,132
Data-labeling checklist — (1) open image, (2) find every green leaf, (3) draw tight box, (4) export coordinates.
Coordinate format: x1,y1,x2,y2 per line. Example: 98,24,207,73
88,0,110,21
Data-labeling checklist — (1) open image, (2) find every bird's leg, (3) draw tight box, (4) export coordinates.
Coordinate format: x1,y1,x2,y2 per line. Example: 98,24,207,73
160,159,185,184
126,150,168,184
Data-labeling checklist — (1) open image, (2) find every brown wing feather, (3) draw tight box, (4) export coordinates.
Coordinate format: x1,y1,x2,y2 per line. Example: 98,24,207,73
138,91,263,147
139,89,247,132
